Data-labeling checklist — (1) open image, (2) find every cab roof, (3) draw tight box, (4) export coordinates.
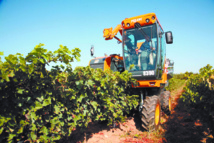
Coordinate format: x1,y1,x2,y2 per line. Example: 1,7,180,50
121,13,163,31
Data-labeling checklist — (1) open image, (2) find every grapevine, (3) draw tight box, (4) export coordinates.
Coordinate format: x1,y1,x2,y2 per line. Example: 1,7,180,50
0,44,138,142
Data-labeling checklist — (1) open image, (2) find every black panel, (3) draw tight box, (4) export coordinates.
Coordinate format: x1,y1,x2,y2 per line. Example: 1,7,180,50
90,57,106,70
130,70,157,80
90,64,104,70
90,58,105,64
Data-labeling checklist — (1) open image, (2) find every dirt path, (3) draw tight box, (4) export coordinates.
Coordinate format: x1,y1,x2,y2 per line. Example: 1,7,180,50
61,84,210,143
163,86,209,143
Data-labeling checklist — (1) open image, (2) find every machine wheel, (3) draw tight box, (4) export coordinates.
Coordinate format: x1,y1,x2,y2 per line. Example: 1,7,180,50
161,91,172,115
141,95,160,131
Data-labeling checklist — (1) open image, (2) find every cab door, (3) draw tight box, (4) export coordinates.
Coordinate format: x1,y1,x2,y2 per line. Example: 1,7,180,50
156,23,166,79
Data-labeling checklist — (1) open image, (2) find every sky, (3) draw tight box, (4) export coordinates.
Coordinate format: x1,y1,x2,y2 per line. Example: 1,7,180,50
0,0,214,74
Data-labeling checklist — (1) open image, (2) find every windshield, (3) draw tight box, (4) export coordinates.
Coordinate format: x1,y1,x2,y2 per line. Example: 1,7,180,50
123,24,157,72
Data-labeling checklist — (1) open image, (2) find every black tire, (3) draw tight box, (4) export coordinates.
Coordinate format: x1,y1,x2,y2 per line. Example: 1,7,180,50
141,95,161,131
161,91,172,115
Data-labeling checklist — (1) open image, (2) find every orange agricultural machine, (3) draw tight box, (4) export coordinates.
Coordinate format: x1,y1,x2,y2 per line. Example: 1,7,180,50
89,13,174,131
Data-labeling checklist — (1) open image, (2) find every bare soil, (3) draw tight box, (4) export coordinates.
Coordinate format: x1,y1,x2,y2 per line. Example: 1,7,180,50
60,84,213,143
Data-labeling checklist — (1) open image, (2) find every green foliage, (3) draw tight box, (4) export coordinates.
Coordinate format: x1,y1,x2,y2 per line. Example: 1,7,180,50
173,72,195,80
66,67,138,126
165,78,186,92
180,64,214,137
0,44,138,142
0,43,81,142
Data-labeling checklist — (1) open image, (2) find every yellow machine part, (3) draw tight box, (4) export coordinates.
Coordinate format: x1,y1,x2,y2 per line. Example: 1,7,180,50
134,57,168,88
121,13,157,30
135,72,167,88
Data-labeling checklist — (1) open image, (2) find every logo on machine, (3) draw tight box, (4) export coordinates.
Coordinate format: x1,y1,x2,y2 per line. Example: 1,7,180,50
143,70,155,76
131,18,142,23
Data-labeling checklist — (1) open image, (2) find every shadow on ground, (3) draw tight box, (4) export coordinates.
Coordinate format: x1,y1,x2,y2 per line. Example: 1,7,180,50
132,110,146,132
162,96,212,143
60,121,106,143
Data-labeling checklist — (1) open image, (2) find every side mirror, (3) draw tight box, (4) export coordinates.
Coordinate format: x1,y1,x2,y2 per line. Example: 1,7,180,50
165,31,173,44
90,45,94,56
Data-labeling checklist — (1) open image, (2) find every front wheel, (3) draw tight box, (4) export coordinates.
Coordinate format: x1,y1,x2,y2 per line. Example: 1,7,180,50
141,95,160,131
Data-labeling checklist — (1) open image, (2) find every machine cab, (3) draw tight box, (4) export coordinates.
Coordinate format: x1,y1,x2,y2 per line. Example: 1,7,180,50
122,13,173,81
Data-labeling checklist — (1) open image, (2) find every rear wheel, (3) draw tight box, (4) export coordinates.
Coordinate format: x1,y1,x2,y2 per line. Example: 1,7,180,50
161,91,172,115
141,95,160,131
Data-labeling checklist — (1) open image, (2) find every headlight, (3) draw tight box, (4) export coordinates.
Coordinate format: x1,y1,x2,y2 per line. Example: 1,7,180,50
127,23,130,27
146,18,150,23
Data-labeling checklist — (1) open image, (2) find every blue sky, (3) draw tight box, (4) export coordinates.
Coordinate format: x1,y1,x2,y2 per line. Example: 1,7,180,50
0,0,214,73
